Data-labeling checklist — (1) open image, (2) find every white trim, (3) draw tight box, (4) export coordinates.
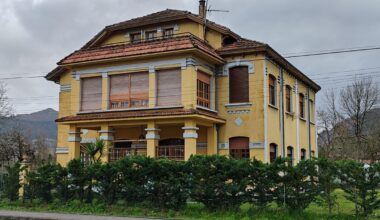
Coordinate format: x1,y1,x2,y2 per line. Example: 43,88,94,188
224,103,252,108
223,60,255,76
145,128,161,132
99,135,114,141
263,58,268,163
196,105,218,113
146,134,160,140
74,58,187,76
56,148,69,154
218,142,229,150
183,133,198,139
182,126,199,131
68,136,81,142
81,138,96,144
249,142,264,149
60,84,71,92
101,72,108,78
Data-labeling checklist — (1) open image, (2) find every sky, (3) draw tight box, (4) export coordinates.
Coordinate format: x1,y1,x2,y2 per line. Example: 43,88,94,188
0,0,379,114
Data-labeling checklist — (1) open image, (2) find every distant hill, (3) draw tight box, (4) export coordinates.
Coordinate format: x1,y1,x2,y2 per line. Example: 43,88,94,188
0,108,58,143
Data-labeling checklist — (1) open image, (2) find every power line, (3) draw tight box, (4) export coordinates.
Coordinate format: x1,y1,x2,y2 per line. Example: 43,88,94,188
284,46,380,58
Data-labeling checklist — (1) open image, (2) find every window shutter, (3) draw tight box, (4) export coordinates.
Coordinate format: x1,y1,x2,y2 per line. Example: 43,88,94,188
229,137,249,150
81,77,102,111
156,68,181,106
130,72,149,107
229,66,249,103
110,74,130,101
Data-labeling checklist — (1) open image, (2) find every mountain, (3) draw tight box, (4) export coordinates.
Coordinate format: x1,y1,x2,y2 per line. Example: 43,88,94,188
0,108,58,142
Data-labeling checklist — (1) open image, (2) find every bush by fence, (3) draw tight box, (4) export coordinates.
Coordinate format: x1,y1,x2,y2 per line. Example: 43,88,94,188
1,155,380,218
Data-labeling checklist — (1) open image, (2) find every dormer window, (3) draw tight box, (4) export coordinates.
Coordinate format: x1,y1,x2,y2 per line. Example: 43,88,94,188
164,28,174,38
145,30,157,41
130,32,141,43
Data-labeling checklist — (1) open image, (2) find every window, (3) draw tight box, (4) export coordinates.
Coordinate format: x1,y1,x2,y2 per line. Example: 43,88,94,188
145,30,157,41
285,85,292,112
81,77,102,111
301,148,306,160
130,32,141,43
229,137,250,159
156,68,181,106
164,28,174,38
269,75,276,106
299,93,305,118
287,146,294,166
310,99,314,122
109,72,149,109
311,150,315,157
197,71,210,108
270,143,277,163
229,66,249,103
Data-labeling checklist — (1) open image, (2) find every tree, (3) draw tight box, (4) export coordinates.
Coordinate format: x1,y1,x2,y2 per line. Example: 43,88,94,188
315,158,338,213
0,128,34,163
0,82,12,120
3,163,22,201
80,139,106,164
340,78,378,160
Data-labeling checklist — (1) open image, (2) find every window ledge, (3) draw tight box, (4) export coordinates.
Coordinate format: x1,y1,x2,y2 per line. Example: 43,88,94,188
310,121,316,125
268,104,278,110
286,111,295,117
77,105,183,115
225,103,252,108
299,117,307,122
196,105,218,113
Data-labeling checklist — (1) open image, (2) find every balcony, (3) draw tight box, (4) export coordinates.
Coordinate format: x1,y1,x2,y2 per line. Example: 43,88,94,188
156,145,184,160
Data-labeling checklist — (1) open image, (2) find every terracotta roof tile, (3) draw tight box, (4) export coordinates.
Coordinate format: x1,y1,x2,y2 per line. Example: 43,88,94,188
59,35,223,65
56,107,224,122
216,38,267,54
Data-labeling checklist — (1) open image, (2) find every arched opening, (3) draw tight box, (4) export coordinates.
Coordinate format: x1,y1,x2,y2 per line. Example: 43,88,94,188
287,146,294,166
229,137,250,159
270,143,278,163
301,148,307,160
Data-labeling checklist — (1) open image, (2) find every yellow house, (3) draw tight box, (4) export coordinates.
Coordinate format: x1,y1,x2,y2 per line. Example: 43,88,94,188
46,1,320,166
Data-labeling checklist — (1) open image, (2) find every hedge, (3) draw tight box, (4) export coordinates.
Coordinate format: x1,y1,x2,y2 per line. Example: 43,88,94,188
1,155,380,218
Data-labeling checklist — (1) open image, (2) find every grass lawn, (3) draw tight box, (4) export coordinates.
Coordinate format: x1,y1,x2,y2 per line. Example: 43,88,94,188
0,190,379,219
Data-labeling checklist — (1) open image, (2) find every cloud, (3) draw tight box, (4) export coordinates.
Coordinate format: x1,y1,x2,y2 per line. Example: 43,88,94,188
0,0,379,113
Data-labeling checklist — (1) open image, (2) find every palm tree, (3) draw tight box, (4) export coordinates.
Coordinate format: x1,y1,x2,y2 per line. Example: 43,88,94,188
81,139,106,164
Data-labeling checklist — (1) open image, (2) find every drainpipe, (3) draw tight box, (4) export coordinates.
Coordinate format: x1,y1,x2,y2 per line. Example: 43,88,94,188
279,68,285,157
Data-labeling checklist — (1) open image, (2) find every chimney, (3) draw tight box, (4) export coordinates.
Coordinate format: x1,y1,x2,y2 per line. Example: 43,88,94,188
199,0,206,19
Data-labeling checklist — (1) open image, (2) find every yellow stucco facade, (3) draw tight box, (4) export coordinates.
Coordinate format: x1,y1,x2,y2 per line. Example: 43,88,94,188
50,9,319,166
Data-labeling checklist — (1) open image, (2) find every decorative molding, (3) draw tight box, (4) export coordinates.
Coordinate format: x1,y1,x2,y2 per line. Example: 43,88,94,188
148,66,155,73
74,58,187,76
145,128,161,132
99,135,114,141
234,117,243,126
222,60,255,76
183,133,198,139
101,72,108,78
249,142,264,149
68,136,81,142
81,138,96,144
173,24,179,31
146,134,160,140
227,110,250,115
60,84,71,92
56,148,69,154
182,126,199,131
224,103,252,108
218,142,229,150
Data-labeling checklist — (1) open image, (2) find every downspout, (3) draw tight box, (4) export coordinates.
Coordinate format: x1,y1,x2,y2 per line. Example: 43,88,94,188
263,57,268,163
215,67,220,155
307,88,312,158
279,68,285,157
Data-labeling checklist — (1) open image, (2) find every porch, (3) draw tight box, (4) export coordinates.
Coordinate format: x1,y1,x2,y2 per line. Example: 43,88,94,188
68,119,217,162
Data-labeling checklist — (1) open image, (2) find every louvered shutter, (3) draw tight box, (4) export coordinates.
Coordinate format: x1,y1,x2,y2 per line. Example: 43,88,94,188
156,68,181,106
229,66,249,103
81,77,102,111
130,72,149,107
110,74,130,102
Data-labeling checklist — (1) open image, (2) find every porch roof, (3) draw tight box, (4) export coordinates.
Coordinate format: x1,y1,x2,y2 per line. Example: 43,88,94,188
56,107,225,123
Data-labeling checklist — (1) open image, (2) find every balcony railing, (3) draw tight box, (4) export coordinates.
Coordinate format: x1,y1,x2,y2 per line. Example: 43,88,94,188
156,145,184,160
109,147,147,162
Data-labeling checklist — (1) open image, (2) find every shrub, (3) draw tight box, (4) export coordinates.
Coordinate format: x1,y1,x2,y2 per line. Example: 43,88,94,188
337,160,380,218
188,155,249,211
52,164,71,202
67,159,88,202
315,158,338,213
92,162,120,205
273,158,319,212
149,159,189,210
25,163,57,202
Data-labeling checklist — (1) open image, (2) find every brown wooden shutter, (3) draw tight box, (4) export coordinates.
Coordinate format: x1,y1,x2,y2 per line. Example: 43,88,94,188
110,74,130,101
229,137,249,150
229,66,249,103
197,71,210,84
156,68,181,106
81,77,102,111
130,72,149,107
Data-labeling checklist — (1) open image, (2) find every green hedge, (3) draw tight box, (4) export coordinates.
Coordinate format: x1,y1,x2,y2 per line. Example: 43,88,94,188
2,155,380,218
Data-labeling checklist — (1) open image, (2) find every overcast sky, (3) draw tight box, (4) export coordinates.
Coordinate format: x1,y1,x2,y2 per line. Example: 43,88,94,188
0,0,379,114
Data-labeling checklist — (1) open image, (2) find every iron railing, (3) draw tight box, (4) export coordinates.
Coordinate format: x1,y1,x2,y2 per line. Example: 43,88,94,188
156,145,184,160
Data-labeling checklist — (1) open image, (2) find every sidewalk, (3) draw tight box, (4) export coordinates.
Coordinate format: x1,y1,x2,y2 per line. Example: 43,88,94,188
0,210,158,220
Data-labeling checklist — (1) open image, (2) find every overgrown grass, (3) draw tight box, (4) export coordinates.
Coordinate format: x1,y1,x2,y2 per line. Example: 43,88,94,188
0,190,379,219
